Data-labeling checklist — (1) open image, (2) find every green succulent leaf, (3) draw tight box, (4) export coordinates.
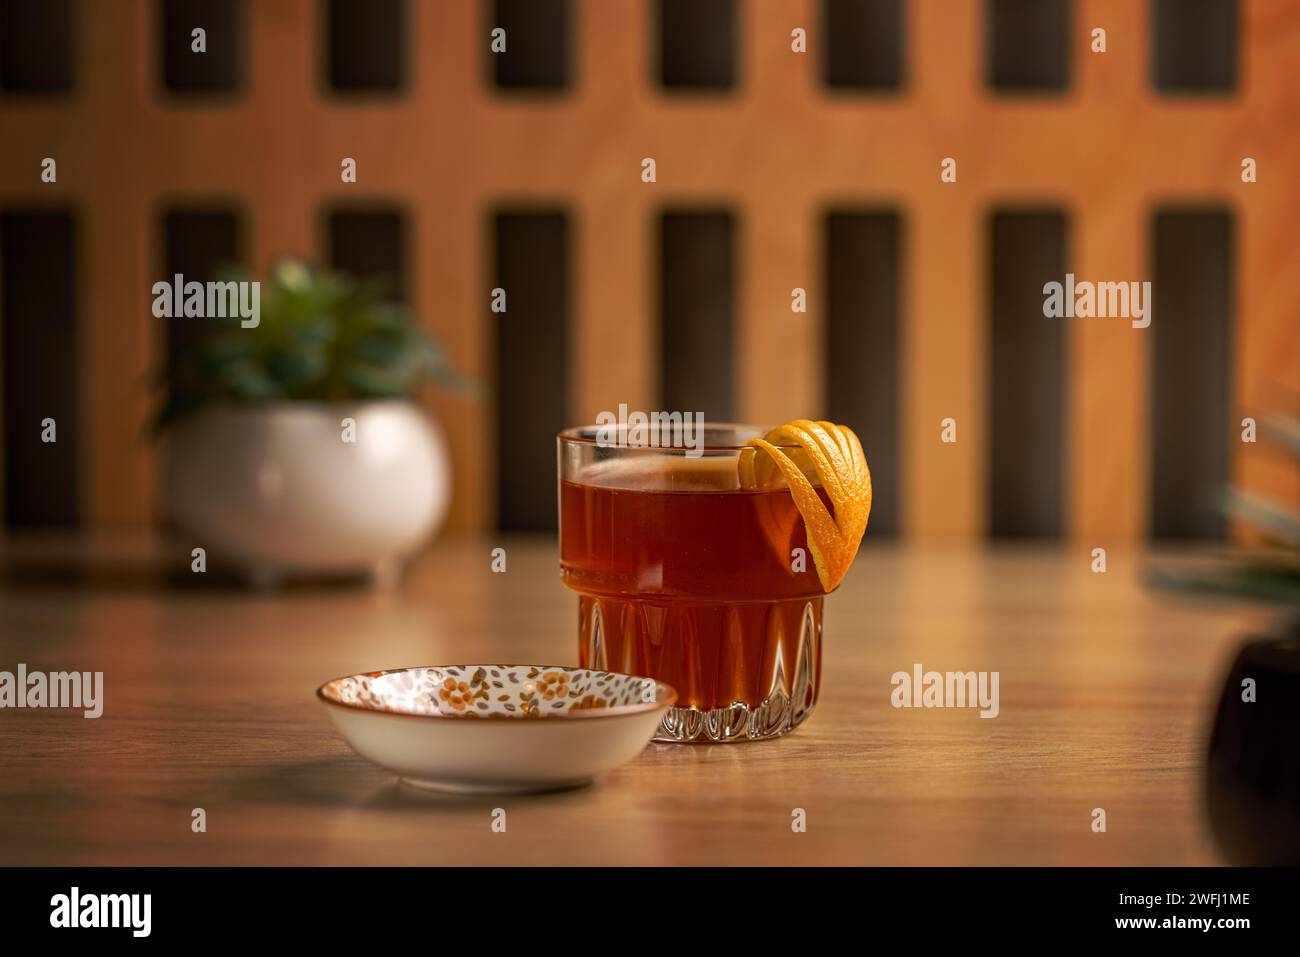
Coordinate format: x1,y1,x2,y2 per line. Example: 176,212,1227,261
152,260,470,431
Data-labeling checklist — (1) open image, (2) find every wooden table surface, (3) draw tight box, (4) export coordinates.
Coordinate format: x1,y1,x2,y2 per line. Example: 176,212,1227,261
0,533,1262,866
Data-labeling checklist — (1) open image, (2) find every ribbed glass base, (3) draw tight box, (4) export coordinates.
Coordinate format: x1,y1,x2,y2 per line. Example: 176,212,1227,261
577,594,822,743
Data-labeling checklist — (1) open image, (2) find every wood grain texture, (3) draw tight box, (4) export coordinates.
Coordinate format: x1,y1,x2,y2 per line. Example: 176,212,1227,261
0,534,1261,865
0,0,1295,536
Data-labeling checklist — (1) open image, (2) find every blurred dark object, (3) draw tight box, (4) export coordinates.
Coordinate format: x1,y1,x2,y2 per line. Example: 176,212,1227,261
1149,411,1300,863
1205,630,1300,865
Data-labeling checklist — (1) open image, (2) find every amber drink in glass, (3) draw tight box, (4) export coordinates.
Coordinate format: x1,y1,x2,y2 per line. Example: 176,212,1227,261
558,424,825,742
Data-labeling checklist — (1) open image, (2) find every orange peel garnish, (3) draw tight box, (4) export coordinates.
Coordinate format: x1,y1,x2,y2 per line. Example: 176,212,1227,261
738,420,871,592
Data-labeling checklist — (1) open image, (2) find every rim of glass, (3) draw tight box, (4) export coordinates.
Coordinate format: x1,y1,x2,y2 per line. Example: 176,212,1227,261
558,423,800,452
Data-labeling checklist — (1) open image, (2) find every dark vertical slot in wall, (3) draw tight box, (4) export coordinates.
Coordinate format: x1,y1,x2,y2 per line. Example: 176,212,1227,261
660,211,734,424
0,0,73,92
1150,209,1233,540
161,0,244,93
1,212,78,527
494,212,569,532
162,210,241,385
1153,0,1238,92
491,0,571,90
822,0,903,90
988,211,1066,538
986,0,1070,91
825,211,901,537
326,209,406,298
658,0,736,89
325,0,407,92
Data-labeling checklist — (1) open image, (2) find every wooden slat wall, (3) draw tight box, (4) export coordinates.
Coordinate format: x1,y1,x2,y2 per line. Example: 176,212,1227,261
822,0,904,90
987,0,1071,90
0,0,75,92
325,0,406,91
988,210,1067,539
1153,0,1238,91
1,212,79,526
1069,0,1148,544
660,210,735,423
161,0,244,94
825,210,902,537
658,0,736,89
492,0,572,90
0,0,1295,538
493,210,570,532
326,208,405,296
162,208,242,382
1150,209,1235,539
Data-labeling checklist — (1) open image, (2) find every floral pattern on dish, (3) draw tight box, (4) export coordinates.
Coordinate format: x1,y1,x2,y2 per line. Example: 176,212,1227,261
319,665,663,718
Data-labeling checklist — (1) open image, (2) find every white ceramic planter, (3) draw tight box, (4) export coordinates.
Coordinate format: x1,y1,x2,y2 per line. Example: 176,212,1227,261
163,401,450,586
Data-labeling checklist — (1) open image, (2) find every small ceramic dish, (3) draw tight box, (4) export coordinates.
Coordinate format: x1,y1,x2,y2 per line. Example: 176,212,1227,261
317,665,677,793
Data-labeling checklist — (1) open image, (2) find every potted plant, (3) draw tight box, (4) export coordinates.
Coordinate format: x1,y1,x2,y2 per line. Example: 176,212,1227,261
1148,413,1300,864
156,260,467,587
